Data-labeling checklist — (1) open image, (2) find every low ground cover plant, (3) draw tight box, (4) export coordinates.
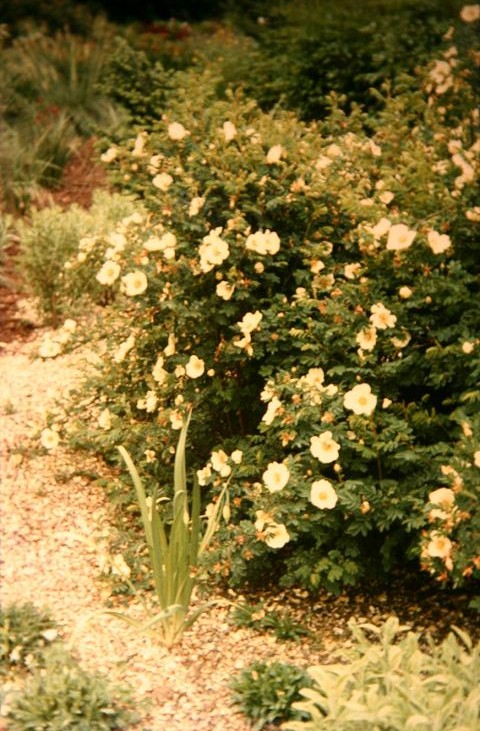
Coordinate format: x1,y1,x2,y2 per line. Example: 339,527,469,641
231,599,309,641
231,660,312,730
16,190,142,323
1,603,139,730
6,645,138,731
284,616,480,730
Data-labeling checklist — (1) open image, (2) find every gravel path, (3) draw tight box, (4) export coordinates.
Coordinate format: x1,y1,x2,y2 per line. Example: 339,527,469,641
0,330,324,731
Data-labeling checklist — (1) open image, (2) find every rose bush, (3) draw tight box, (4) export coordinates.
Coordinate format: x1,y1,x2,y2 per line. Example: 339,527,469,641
68,9,479,593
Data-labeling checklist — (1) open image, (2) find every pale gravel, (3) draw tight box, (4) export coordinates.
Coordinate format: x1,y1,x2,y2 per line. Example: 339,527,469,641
0,328,331,731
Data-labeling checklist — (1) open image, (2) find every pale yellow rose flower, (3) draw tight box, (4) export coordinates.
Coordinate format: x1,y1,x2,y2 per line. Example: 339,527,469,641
132,131,148,157
264,522,290,548
185,354,205,379
216,281,235,300
262,461,290,492
198,228,230,272
379,190,394,205
100,146,118,163
399,286,413,299
211,449,231,477
303,368,325,389
245,229,280,255
121,271,148,296
356,327,377,351
429,487,455,507
152,173,173,191
168,122,189,140
460,4,480,22
188,196,205,216
222,121,237,141
386,223,416,251
427,230,451,254
266,144,284,164
310,431,340,463
344,263,362,279
152,356,168,384
238,310,263,335
310,479,338,509
426,532,452,558
170,410,183,430
369,302,396,329
344,383,377,416
262,396,282,425
231,449,243,464
372,217,391,240
96,260,121,286
144,232,177,253
197,465,212,486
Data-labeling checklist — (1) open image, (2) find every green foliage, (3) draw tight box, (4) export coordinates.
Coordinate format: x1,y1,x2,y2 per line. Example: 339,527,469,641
284,616,480,730
6,645,138,731
0,603,59,675
16,191,142,324
114,411,228,646
96,36,175,127
225,0,463,120
231,660,312,730
0,0,100,37
231,600,309,641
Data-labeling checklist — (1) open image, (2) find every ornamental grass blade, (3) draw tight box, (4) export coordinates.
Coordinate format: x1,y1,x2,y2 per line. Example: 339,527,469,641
149,487,170,609
117,445,153,549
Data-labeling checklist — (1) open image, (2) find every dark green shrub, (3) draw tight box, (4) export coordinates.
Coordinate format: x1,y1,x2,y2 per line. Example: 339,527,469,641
96,36,174,127
231,660,312,730
225,0,464,120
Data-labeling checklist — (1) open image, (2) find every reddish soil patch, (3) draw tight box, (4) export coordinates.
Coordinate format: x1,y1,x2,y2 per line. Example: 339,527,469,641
47,137,108,210
0,139,108,345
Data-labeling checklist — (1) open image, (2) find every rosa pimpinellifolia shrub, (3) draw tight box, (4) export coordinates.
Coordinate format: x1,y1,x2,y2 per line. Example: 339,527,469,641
73,12,479,593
